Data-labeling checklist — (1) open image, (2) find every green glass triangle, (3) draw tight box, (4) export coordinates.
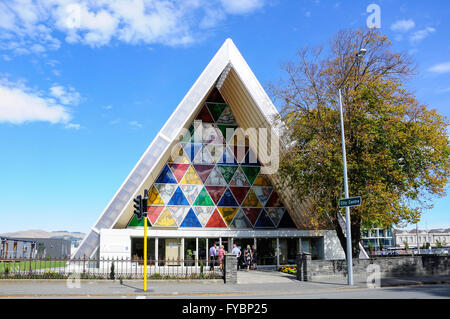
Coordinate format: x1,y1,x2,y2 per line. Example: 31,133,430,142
217,124,237,142
181,125,195,142
193,187,215,206
207,103,227,122
218,165,238,184
127,215,145,227
241,166,260,185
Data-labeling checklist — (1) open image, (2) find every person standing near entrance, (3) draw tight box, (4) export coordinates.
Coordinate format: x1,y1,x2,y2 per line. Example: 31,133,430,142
231,243,241,271
244,245,252,271
218,245,225,271
209,243,217,271
251,245,257,270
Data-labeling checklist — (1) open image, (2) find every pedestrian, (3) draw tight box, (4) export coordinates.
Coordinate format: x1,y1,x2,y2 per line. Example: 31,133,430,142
244,245,252,271
209,243,217,271
251,245,257,270
231,243,241,271
218,245,225,270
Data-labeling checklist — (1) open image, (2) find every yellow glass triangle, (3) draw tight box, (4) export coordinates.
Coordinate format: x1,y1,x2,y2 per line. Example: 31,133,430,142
218,207,238,226
242,188,262,207
154,208,177,227
148,186,164,205
253,174,271,186
180,166,202,185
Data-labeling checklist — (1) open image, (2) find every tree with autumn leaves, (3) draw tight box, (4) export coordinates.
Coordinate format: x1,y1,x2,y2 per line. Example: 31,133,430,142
269,29,450,258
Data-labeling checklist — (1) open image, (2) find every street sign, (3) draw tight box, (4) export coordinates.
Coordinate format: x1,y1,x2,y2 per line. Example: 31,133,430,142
339,196,362,208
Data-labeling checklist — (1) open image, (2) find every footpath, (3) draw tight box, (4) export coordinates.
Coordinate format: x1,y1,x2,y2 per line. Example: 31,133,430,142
0,271,449,298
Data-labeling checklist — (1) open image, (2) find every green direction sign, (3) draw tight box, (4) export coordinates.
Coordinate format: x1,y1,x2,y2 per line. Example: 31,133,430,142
339,196,362,208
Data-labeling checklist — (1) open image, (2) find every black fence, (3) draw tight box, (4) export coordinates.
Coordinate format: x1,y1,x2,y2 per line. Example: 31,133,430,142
0,257,224,280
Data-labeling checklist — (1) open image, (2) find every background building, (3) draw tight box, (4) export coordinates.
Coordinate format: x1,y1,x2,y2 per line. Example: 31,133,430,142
0,237,37,259
394,228,450,249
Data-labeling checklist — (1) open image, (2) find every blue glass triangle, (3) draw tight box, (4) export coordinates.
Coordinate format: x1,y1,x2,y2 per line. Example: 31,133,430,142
254,210,275,228
217,147,237,165
155,165,178,183
180,208,202,227
168,186,190,205
181,143,202,161
241,148,261,166
217,188,239,207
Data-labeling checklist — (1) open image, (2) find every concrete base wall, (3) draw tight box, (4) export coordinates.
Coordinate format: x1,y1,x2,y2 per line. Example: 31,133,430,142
300,255,450,281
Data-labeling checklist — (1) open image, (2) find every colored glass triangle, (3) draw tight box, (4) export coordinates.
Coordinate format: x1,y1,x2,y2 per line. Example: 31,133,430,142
217,124,237,142
155,164,177,183
168,144,191,164
253,173,271,186
230,145,249,163
168,206,190,226
181,125,195,142
216,106,237,125
192,145,215,164
278,210,297,228
242,148,261,166
206,103,227,122
181,143,202,161
193,206,214,226
229,186,250,205
217,188,239,207
242,188,262,207
266,190,283,207
254,210,275,228
265,208,284,227
168,186,190,205
230,209,253,229
229,166,250,186
193,164,215,183
180,166,203,185
241,166,260,185
204,166,227,186
147,206,164,224
217,147,238,165
205,209,227,228
180,208,202,227
218,207,238,226
193,187,215,206
217,165,238,184
154,208,177,227
195,104,214,123
168,163,190,182
205,186,227,204
180,184,203,205
155,183,178,205
206,144,225,163
148,186,164,205
252,186,273,206
127,214,145,227
242,208,262,225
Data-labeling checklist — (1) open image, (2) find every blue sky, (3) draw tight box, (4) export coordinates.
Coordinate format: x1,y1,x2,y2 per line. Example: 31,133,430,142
0,0,449,234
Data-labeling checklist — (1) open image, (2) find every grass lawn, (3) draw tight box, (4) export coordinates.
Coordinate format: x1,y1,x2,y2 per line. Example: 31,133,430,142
0,260,67,273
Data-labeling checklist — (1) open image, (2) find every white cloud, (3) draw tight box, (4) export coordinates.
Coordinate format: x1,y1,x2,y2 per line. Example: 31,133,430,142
0,0,266,52
428,62,450,74
129,120,142,128
220,0,264,14
410,27,435,43
391,19,415,32
49,85,81,105
0,79,71,125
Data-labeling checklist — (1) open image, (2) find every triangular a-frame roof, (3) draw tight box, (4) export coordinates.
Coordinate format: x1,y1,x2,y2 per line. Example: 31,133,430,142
73,39,316,259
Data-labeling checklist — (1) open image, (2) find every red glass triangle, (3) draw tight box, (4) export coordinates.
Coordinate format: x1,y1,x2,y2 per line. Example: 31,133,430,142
193,164,215,183
242,208,262,225
205,186,227,205
168,163,190,183
229,186,250,205
205,208,227,228
195,104,214,123
147,206,164,225
265,190,283,207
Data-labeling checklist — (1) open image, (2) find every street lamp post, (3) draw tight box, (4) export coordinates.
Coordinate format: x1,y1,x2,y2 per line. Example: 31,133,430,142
337,48,366,286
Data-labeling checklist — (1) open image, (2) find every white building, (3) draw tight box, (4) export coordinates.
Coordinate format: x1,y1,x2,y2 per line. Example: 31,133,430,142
73,39,364,266
394,228,450,249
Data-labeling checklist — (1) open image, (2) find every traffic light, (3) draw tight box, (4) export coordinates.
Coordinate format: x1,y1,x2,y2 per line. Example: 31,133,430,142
142,189,148,218
133,195,142,220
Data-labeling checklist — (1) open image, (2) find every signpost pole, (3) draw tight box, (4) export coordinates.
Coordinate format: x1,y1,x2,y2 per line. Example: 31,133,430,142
144,216,147,292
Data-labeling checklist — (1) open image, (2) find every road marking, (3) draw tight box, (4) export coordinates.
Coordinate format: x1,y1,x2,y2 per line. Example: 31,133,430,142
136,296,146,299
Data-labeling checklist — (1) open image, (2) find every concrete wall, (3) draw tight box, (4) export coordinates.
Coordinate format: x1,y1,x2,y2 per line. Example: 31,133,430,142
301,255,449,281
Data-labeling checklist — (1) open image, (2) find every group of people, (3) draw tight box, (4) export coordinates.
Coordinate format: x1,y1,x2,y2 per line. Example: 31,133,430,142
209,243,257,272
